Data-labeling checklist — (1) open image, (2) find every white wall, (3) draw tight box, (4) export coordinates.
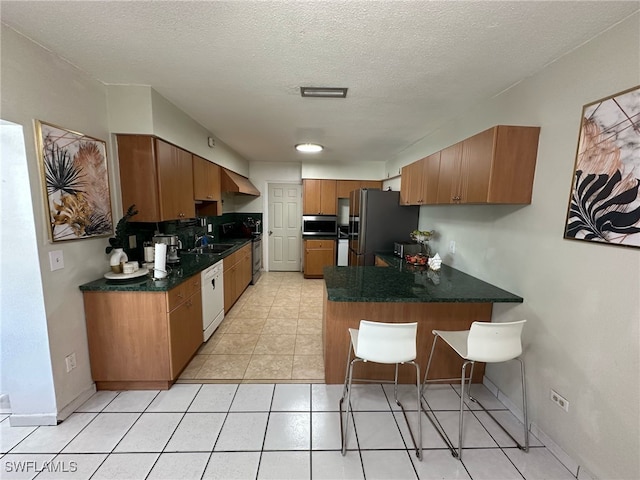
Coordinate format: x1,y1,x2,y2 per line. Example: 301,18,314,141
0,121,57,425
302,161,385,180
107,85,250,176
106,85,154,134
0,25,111,419
386,15,640,479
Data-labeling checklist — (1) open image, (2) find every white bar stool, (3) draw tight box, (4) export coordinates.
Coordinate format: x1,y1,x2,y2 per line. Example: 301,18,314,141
421,320,529,460
339,320,422,460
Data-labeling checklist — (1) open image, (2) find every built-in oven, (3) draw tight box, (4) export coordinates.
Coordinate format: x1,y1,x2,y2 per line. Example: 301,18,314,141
302,215,338,236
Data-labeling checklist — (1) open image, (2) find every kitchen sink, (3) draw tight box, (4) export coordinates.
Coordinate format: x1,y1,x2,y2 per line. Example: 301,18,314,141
187,243,235,255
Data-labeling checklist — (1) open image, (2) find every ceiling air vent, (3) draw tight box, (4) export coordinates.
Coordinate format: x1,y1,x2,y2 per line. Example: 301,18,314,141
300,87,348,98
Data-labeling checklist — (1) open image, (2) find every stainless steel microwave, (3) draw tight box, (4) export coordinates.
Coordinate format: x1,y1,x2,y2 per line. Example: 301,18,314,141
302,215,338,236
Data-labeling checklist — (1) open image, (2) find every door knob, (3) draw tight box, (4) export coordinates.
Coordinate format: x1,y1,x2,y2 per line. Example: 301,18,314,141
269,230,273,236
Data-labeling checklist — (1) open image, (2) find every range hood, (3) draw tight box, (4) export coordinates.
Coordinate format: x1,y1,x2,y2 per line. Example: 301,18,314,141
221,168,260,196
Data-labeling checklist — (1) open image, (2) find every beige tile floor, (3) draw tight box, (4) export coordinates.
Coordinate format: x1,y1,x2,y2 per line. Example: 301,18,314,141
178,271,326,383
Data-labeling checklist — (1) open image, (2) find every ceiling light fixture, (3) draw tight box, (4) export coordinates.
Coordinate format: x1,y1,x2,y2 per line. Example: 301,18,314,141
300,87,348,98
295,143,324,153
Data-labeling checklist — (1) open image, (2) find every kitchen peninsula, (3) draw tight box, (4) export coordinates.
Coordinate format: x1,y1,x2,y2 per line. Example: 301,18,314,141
322,255,523,384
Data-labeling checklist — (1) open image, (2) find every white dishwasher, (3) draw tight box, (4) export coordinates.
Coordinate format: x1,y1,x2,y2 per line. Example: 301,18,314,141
201,260,224,341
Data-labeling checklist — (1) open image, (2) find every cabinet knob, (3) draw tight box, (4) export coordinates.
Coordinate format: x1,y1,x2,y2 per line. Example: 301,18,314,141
207,195,213,199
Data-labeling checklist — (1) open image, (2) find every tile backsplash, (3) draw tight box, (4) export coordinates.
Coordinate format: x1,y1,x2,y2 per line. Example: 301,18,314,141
124,213,262,262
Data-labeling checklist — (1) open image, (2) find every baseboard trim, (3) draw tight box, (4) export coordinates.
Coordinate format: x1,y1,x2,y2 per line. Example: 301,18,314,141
57,383,96,422
9,413,57,426
482,375,582,478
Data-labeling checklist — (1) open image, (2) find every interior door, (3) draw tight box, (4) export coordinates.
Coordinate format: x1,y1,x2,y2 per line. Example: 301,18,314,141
268,183,302,271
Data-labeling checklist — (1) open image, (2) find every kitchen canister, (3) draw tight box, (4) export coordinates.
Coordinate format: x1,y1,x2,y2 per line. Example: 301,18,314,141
144,242,155,263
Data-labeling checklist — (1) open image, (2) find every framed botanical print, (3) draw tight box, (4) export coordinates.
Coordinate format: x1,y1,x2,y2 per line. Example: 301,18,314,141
35,120,113,242
564,85,640,249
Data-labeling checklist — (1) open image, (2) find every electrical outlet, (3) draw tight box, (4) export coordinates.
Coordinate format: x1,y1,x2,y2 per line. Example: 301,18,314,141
128,235,137,249
449,240,456,254
550,389,569,412
49,250,64,271
65,353,77,373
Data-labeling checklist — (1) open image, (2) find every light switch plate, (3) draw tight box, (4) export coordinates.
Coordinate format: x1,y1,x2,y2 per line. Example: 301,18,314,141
49,250,64,271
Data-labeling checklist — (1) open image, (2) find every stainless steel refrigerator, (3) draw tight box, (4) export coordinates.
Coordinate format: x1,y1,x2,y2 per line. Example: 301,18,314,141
348,189,419,266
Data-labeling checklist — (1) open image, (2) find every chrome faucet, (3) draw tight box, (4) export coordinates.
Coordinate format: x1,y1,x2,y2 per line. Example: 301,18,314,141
195,233,215,247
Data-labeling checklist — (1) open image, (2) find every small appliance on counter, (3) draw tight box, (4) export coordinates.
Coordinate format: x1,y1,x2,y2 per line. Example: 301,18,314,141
152,234,182,264
393,241,421,258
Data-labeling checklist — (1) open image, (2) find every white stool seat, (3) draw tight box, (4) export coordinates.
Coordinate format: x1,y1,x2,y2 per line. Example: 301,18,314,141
340,320,422,460
422,320,529,460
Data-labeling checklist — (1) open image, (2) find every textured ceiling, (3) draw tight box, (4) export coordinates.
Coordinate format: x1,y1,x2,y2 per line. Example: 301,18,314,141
1,1,638,164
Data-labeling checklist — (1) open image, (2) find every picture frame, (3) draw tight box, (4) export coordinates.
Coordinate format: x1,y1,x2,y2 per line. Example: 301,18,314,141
563,85,640,249
35,120,113,242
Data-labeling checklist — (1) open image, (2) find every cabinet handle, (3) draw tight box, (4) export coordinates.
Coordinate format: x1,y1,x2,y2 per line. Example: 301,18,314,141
177,293,184,299
207,195,213,199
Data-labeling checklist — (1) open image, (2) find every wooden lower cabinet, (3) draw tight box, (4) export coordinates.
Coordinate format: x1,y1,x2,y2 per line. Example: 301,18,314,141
304,239,336,278
323,297,491,384
82,274,202,390
223,243,252,312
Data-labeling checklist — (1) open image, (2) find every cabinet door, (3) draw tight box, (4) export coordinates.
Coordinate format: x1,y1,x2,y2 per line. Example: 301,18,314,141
304,240,336,277
337,180,360,198
421,152,441,205
168,291,203,378
223,263,237,313
116,135,161,222
319,180,337,215
461,128,494,203
361,181,382,190
303,179,322,214
235,246,252,296
488,126,540,204
437,142,463,204
156,139,195,220
400,160,423,205
303,179,337,214
241,246,253,286
193,155,221,201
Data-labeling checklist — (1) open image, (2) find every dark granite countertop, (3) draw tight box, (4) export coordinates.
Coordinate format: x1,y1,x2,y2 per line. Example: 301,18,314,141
323,253,523,303
79,239,252,292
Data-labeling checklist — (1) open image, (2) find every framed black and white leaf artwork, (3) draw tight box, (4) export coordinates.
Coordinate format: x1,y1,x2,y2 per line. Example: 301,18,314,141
564,85,640,249
35,120,114,242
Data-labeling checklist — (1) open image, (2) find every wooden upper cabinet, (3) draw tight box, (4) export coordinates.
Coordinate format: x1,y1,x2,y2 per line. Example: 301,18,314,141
192,155,221,201
156,139,195,220
336,180,382,198
337,180,382,198
336,180,360,199
360,180,383,190
303,179,337,215
117,135,195,222
436,125,540,204
400,153,440,205
436,142,463,204
400,160,423,205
